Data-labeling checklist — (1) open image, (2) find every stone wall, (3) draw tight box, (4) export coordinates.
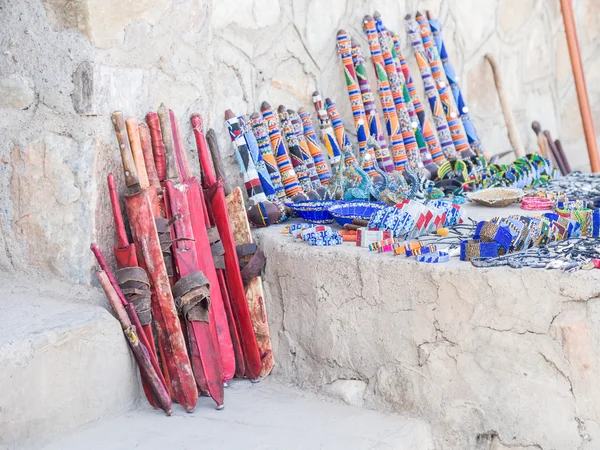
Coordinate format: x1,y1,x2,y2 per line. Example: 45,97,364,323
1,0,600,284
254,220,600,449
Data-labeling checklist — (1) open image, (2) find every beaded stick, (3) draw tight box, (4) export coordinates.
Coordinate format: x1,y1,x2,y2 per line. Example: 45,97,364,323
362,15,408,172
325,97,357,167
374,13,443,167
414,13,474,158
225,109,268,204
288,109,321,188
298,107,331,185
238,114,277,200
371,18,425,172
278,105,314,193
249,112,288,202
349,37,395,173
391,32,445,164
405,15,459,161
336,30,376,175
427,12,486,159
312,91,342,172
261,101,304,198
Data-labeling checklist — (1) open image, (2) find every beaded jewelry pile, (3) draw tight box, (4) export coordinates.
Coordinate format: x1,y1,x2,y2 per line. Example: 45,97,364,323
462,207,600,270
284,223,343,246
367,199,466,239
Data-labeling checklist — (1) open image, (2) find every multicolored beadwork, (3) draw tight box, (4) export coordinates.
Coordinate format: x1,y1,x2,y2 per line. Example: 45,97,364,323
298,108,331,185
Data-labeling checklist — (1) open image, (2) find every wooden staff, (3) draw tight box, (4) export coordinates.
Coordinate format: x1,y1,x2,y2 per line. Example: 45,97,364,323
555,139,572,174
486,54,525,158
560,0,600,172
531,121,549,158
545,130,568,176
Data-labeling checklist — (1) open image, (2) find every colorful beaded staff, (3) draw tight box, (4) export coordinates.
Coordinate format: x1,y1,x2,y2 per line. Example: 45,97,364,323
225,110,268,204
298,107,331,185
414,13,474,158
372,17,423,172
249,112,288,202
325,97,357,167
336,30,376,175
363,15,408,171
312,91,342,171
427,13,486,159
350,37,395,173
278,105,314,193
289,109,321,189
261,101,304,198
238,114,277,200
405,16,459,161
391,32,445,164
374,13,440,168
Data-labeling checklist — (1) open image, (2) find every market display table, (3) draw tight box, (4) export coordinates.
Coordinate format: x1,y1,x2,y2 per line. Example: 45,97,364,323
254,203,600,450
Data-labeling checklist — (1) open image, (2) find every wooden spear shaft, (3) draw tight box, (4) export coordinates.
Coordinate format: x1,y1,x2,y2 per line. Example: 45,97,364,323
560,0,600,172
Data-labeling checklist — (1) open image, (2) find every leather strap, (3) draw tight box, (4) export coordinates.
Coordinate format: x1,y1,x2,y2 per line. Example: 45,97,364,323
240,247,266,287
236,243,257,259
172,271,211,322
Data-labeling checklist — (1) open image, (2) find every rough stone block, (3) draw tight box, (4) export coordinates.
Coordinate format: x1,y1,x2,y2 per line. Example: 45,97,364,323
321,379,367,407
72,62,146,116
0,274,139,449
0,77,35,110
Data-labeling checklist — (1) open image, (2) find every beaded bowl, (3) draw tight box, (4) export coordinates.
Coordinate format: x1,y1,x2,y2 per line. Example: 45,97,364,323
468,188,525,207
285,200,336,224
327,201,387,226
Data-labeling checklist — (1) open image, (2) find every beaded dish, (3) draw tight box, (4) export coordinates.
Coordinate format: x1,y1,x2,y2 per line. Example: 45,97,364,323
468,188,525,207
285,200,336,224
327,201,387,226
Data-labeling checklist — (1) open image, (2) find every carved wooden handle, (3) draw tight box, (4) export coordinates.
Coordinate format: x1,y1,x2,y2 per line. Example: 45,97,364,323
126,118,149,189
111,111,140,188
138,123,160,186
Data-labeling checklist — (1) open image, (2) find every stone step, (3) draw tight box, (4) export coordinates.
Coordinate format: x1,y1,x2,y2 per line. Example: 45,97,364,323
0,273,139,450
41,378,434,450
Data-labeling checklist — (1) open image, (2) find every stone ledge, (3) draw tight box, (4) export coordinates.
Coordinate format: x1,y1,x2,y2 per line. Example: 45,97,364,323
0,272,139,449
255,204,600,450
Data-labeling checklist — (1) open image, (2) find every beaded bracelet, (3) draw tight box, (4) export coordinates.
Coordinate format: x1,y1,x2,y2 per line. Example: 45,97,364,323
308,230,342,246
393,240,424,256
369,237,396,252
460,240,499,261
556,199,591,210
416,251,450,263
406,244,437,257
301,225,331,241
474,222,512,253
521,196,552,211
